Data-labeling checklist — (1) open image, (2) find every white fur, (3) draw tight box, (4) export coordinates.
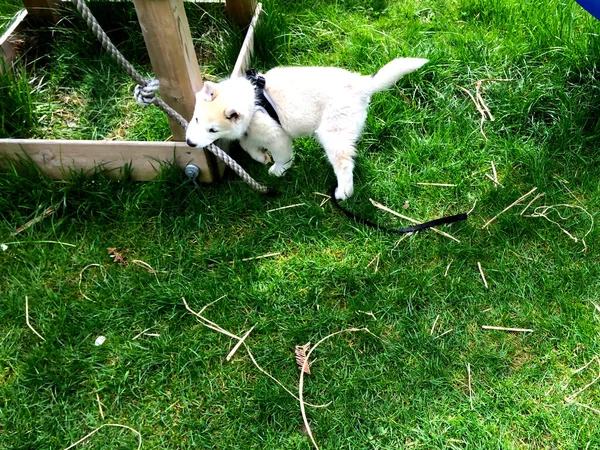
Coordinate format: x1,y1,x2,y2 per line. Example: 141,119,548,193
186,57,428,200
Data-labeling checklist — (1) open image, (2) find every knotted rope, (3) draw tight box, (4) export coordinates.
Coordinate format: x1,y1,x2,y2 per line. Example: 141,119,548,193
71,0,270,194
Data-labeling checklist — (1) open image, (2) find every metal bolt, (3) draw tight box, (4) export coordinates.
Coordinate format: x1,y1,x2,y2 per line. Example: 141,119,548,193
184,164,200,187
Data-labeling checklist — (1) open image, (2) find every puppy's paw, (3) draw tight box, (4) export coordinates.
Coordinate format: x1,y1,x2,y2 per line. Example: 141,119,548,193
268,163,290,177
248,149,271,165
335,184,354,201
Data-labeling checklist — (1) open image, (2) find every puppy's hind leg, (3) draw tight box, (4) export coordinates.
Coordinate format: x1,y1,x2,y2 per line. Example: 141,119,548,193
267,134,294,177
318,132,358,200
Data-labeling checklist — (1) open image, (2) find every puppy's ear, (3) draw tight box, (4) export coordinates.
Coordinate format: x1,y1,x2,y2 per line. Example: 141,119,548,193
224,107,240,122
198,82,217,102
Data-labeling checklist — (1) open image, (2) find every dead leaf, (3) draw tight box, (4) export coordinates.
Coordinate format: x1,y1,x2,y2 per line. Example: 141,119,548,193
107,248,128,266
295,342,311,374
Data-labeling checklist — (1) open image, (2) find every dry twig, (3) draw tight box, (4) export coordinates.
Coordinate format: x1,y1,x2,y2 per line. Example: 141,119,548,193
233,252,282,263
458,85,488,140
467,363,474,410
416,182,457,187
459,79,512,140
570,401,600,415
366,253,381,272
433,328,454,340
266,203,305,213
477,262,488,289
78,264,106,301
299,328,375,450
519,192,545,215
523,203,594,252
430,315,440,335
356,310,377,321
566,360,600,403
1,240,75,248
314,192,332,208
12,206,57,236
95,393,104,420
131,259,165,274
491,161,498,184
481,325,533,333
573,355,600,375
370,199,461,243
182,298,330,409
63,424,141,450
25,296,45,341
132,327,155,341
444,261,453,278
226,325,255,361
481,187,538,229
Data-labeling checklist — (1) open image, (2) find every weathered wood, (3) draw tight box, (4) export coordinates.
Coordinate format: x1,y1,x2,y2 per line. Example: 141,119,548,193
225,0,256,28
0,139,214,182
231,2,261,78
132,0,202,141
21,0,61,22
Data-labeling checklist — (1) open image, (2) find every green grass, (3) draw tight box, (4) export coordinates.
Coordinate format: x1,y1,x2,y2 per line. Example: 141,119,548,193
0,0,22,37
1,0,600,448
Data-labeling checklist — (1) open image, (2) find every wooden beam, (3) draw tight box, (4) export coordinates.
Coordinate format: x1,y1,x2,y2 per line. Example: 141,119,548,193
21,0,61,23
225,0,256,28
0,139,214,182
132,0,202,141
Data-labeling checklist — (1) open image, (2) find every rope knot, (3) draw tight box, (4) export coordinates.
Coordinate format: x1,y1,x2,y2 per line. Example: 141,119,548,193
134,78,160,106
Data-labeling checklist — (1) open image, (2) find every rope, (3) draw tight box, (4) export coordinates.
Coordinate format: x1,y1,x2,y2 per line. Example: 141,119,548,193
70,0,270,194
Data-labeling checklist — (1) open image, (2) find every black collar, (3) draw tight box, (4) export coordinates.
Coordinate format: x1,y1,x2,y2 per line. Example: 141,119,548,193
245,69,281,125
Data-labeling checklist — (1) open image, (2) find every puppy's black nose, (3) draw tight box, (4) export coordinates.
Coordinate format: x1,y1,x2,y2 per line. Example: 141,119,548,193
186,138,197,147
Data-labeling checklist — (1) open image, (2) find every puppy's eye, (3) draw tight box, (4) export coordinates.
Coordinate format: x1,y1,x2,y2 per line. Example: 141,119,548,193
195,118,199,124
209,128,218,133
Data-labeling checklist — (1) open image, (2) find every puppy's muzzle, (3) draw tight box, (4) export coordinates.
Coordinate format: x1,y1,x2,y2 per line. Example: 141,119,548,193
186,138,197,147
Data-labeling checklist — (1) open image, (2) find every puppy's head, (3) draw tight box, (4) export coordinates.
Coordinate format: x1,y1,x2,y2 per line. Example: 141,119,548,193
186,79,254,148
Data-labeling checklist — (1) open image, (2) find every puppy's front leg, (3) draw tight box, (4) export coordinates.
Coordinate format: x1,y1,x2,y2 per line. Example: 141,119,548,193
267,135,294,177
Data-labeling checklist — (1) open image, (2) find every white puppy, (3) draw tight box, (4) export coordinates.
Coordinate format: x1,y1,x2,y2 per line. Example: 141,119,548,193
186,58,428,200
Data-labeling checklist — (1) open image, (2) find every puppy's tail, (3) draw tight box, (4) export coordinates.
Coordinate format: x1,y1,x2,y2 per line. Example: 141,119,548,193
364,58,428,95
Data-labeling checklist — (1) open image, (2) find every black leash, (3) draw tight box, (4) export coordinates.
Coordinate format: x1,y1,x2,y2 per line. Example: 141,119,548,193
330,186,468,234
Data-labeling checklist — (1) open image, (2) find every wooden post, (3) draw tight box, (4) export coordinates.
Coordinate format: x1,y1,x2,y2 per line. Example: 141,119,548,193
21,0,61,23
132,0,202,141
226,0,257,28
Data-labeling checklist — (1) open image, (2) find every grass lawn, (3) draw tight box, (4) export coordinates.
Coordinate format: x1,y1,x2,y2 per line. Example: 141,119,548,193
1,0,600,448
0,0,23,37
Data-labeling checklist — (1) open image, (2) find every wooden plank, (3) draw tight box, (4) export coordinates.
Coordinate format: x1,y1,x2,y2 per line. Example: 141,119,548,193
0,139,214,182
0,9,27,69
132,0,202,141
231,2,261,78
21,0,61,22
225,0,256,28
